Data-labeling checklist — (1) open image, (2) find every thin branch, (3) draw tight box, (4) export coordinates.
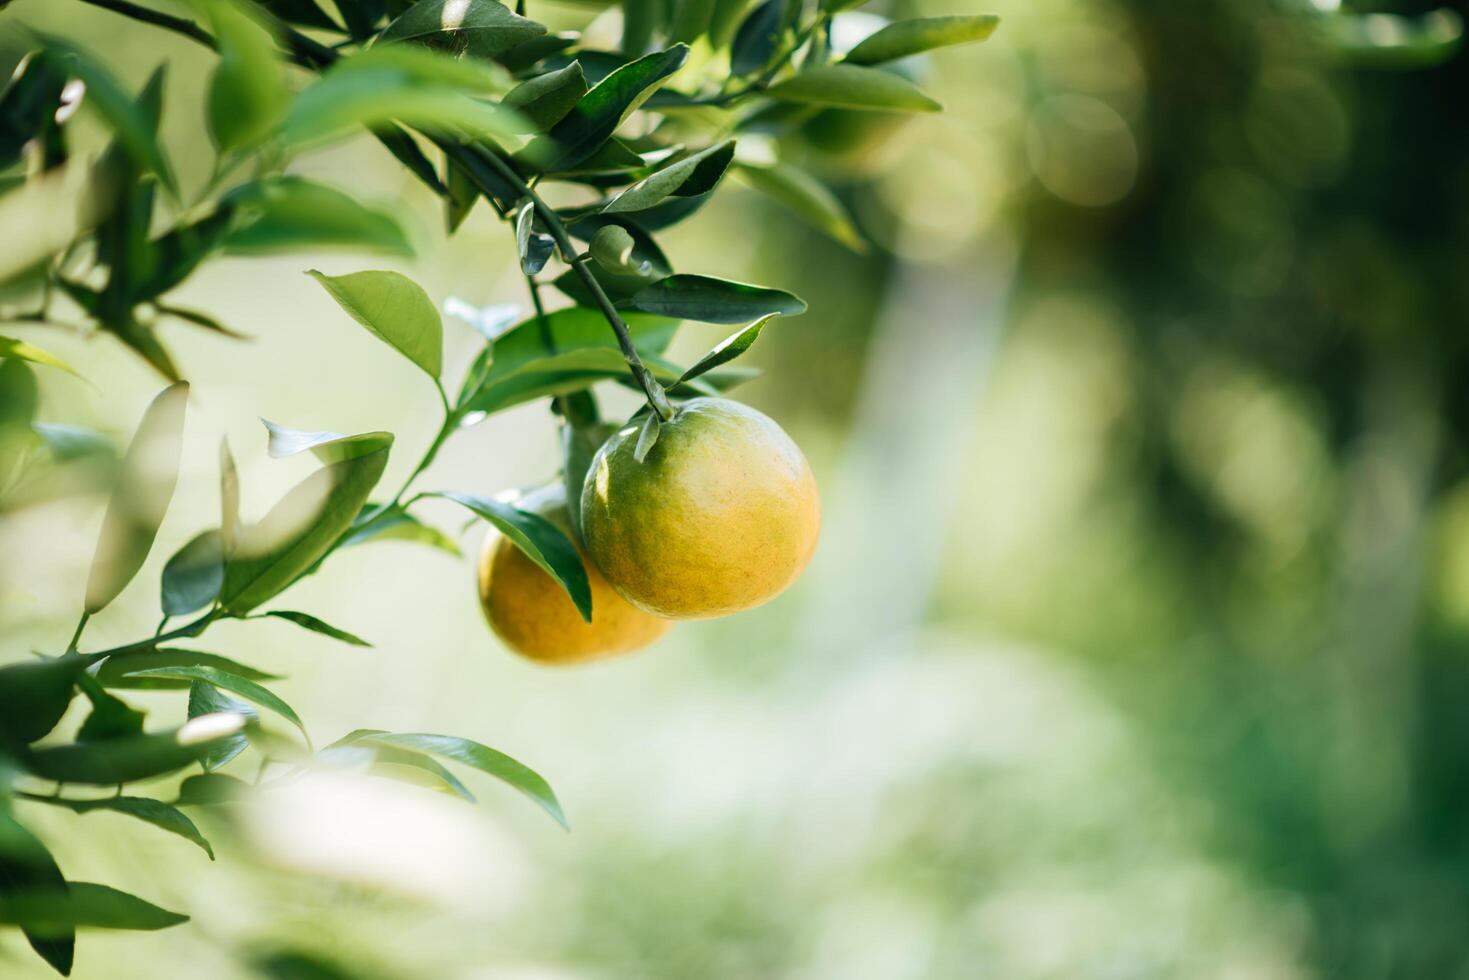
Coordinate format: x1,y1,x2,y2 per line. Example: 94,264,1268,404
75,0,215,49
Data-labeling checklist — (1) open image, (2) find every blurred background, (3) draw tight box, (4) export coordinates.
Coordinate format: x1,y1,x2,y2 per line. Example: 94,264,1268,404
4,0,1469,976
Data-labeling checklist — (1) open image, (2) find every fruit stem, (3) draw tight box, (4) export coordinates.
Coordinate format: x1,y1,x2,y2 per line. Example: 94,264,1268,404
464,145,676,422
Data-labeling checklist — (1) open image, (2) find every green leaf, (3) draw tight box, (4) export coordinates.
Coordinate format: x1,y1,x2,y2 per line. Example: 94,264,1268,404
220,437,241,557
0,881,189,931
678,314,774,382
502,62,587,132
710,0,749,47
730,0,782,75
222,177,412,255
632,411,660,463
188,678,255,770
0,51,67,172
671,0,715,43
0,335,82,379
307,270,442,379
40,37,177,194
255,0,342,32
0,657,81,745
203,0,290,152
219,435,392,612
764,64,942,112
263,610,372,647
175,772,249,806
0,811,72,974
160,529,225,617
432,491,592,621
378,0,546,58
622,0,657,56
75,675,147,741
342,505,462,556
733,161,865,251
342,731,565,828
22,722,244,784
561,420,614,545
23,794,213,859
85,382,189,615
32,424,114,463
280,45,520,150
128,666,308,742
844,14,999,66
515,202,554,275
601,140,735,214
523,45,689,172
97,649,282,690
368,745,476,799
630,274,805,323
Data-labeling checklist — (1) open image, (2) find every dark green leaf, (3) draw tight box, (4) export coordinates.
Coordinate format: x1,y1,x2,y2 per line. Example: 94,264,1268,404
220,435,392,612
0,881,189,931
522,45,688,172
128,666,307,741
160,530,225,617
377,0,547,58
622,0,657,56
764,64,942,112
40,37,178,193
678,314,774,382
75,674,146,741
0,51,68,172
342,731,565,828
206,0,290,152
601,140,735,213
97,649,281,689
307,269,442,378
730,0,782,75
503,62,587,132
376,123,447,195
263,610,372,647
85,382,189,614
498,31,579,72
671,0,715,43
0,811,72,974
254,0,343,32
22,722,244,784
223,177,412,255
443,155,478,230
188,678,255,770
709,0,749,47
561,420,614,544
23,794,213,859
630,273,805,323
0,657,81,745
844,15,999,65
175,772,249,806
431,492,592,622
734,160,865,250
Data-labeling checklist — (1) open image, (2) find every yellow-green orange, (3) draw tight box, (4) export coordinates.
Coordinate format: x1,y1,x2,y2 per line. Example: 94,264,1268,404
478,485,670,664
580,397,820,619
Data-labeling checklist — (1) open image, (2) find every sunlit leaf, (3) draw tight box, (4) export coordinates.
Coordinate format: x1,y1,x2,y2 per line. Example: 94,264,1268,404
678,314,774,382
85,382,189,614
129,666,307,741
601,140,735,214
733,161,865,251
0,335,82,379
843,14,999,66
23,794,213,859
307,269,442,378
263,610,372,647
97,649,282,690
764,64,942,112
377,0,547,58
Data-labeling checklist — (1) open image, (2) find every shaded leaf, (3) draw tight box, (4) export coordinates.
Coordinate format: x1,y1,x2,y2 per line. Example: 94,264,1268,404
764,64,942,112
307,270,442,378
97,649,281,689
0,657,81,745
630,273,805,323
522,45,688,172
175,772,249,806
22,721,244,784
128,666,307,741
561,420,614,544
730,0,782,75
601,140,735,214
160,529,225,617
188,678,255,770
85,383,189,614
23,794,213,859
342,505,462,556
734,160,865,251
431,492,592,621
0,881,189,931
75,675,146,741
0,811,72,974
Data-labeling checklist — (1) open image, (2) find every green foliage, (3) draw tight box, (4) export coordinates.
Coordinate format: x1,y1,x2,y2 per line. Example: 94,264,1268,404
0,0,997,970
